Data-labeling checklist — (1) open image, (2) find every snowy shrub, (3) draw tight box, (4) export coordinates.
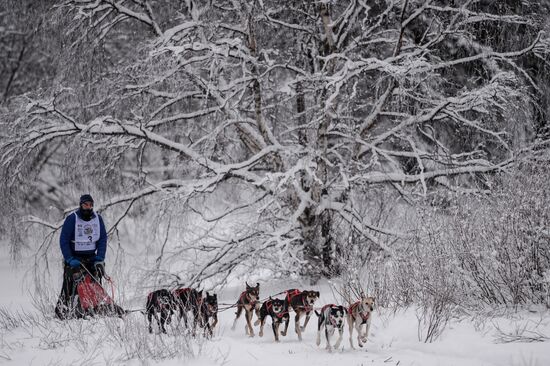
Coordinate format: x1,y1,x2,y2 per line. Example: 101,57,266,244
448,163,550,306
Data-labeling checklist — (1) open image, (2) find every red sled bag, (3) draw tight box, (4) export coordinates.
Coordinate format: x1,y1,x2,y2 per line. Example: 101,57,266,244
76,275,114,311
74,274,125,317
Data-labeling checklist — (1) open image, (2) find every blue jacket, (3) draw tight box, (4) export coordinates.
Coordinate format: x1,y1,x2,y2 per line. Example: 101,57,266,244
60,208,107,262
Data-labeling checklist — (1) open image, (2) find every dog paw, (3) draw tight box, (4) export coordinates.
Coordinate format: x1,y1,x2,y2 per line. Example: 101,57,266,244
280,331,287,336
259,331,263,337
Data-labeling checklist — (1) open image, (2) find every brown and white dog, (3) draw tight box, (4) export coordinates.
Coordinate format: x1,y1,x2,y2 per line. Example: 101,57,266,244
348,296,375,349
282,289,320,341
315,304,346,352
231,282,260,337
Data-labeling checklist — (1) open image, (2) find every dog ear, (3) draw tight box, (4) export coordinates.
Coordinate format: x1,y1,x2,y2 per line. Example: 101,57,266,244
316,291,320,297
256,282,260,288
245,281,250,289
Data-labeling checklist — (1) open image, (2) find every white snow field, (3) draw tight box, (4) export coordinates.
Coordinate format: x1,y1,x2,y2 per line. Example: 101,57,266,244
1,254,549,366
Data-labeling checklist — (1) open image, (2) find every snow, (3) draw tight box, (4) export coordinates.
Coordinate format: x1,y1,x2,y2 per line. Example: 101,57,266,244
1,255,549,365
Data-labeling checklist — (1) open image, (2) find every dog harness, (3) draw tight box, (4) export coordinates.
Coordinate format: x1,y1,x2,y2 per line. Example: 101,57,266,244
265,299,288,319
286,289,313,311
321,304,341,327
173,288,191,296
286,289,301,303
239,291,257,307
349,301,370,324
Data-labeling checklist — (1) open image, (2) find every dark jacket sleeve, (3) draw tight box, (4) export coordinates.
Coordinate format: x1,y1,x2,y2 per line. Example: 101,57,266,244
96,214,108,260
59,213,75,262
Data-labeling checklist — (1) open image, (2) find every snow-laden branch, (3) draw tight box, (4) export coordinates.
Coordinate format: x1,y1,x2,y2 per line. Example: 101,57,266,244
357,158,513,184
70,0,163,36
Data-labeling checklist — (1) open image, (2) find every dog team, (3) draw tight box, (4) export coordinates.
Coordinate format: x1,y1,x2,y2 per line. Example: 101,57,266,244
146,282,375,351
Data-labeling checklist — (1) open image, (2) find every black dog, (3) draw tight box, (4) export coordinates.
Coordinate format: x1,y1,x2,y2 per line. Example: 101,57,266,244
198,292,218,338
315,304,346,352
173,287,203,330
146,289,177,334
231,282,260,337
282,289,320,341
254,297,289,342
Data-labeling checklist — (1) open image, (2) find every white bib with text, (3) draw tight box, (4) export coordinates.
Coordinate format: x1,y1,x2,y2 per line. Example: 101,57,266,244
74,212,100,252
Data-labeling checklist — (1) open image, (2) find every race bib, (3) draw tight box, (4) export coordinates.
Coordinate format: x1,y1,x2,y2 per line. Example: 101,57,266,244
74,212,100,252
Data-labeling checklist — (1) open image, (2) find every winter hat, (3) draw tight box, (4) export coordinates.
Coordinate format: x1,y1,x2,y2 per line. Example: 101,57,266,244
79,194,94,205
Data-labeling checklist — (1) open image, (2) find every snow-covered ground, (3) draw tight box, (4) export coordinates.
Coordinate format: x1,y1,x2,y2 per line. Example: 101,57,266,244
1,255,549,366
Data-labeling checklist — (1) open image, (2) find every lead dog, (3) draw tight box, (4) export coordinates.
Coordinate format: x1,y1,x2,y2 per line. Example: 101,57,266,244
146,289,178,334
254,297,288,342
231,282,260,337
282,289,320,341
315,304,346,352
348,296,375,349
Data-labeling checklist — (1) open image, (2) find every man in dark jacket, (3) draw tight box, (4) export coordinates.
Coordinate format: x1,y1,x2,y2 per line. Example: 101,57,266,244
54,194,108,319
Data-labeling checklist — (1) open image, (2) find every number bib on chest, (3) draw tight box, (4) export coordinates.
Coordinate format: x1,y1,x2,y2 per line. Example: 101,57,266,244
74,212,100,252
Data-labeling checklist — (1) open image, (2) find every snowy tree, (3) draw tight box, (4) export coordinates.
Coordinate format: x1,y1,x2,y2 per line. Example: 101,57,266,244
1,0,548,284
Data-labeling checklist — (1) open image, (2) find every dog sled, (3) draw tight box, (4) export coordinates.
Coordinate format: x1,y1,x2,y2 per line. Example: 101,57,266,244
55,262,125,319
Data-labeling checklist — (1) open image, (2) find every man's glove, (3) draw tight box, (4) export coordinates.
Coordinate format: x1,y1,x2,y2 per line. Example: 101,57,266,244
67,257,81,268
92,255,104,263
